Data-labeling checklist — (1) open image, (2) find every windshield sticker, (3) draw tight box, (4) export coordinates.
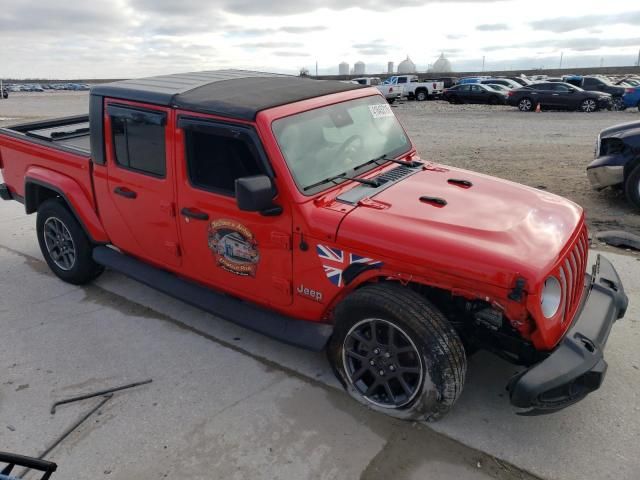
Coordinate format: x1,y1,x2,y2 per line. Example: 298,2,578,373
368,103,394,119
208,219,259,276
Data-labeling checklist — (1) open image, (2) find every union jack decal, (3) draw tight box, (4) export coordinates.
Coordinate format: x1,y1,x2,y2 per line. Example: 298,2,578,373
316,245,382,287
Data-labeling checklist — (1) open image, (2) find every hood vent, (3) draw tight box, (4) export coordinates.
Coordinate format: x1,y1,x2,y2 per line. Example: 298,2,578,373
337,164,421,205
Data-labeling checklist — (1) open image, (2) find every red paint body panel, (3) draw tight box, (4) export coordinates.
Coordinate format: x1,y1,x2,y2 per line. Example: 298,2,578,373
0,87,590,351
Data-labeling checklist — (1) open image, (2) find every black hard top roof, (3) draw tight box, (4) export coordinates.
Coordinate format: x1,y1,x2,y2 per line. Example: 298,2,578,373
91,69,365,121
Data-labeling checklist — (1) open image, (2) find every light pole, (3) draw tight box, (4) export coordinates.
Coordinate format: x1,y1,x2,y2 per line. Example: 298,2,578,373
482,56,485,72
559,52,563,70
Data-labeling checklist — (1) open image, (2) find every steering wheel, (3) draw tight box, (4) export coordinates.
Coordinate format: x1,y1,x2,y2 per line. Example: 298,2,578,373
335,135,364,167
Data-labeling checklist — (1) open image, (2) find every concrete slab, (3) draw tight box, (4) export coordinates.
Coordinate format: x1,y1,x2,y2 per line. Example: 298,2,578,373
0,198,537,480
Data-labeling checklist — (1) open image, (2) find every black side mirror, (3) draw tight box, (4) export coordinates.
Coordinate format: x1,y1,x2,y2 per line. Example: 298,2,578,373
235,175,281,216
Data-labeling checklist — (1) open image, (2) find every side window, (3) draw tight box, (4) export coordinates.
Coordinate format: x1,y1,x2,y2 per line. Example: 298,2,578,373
397,77,407,84
183,126,263,196
458,85,471,92
109,106,166,177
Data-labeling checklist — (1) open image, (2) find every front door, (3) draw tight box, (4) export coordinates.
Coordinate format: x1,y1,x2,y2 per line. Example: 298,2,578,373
103,101,181,268
174,115,293,306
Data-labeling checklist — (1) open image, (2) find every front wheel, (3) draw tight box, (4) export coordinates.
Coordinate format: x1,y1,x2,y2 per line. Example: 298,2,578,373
36,198,104,285
328,283,466,421
624,164,640,209
387,97,396,104
581,98,598,112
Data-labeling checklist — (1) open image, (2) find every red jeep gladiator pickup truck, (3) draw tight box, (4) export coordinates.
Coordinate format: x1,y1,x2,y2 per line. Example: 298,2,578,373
0,70,628,420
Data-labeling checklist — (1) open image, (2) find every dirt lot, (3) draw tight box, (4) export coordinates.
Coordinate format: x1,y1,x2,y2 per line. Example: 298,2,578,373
2,91,639,243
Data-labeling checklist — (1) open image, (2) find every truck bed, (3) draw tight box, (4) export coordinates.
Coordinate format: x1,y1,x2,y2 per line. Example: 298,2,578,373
0,115,91,156
0,114,95,207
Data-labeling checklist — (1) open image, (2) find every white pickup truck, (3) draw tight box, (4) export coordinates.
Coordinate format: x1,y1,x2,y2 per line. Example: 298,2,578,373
352,77,404,103
383,75,444,101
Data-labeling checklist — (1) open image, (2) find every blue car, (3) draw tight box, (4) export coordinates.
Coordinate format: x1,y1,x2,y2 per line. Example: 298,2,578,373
621,81,640,111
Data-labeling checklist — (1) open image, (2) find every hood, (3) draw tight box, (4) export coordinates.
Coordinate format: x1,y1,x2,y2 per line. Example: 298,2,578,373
336,165,583,289
600,120,640,140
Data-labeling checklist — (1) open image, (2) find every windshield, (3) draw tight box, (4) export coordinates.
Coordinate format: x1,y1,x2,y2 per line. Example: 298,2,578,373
273,96,411,194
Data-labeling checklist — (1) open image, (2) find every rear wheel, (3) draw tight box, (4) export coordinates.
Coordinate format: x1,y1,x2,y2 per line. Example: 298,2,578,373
518,97,533,111
415,90,428,101
624,164,640,209
328,283,466,421
612,96,625,111
36,199,104,285
581,98,598,112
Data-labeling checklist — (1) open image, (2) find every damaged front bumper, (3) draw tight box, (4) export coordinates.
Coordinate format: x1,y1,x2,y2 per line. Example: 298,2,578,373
508,255,628,415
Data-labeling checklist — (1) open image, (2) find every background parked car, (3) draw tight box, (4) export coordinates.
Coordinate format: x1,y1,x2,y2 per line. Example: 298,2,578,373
486,83,511,94
563,75,626,110
1,88,7,99
588,121,640,208
480,78,522,89
508,82,612,112
443,83,507,105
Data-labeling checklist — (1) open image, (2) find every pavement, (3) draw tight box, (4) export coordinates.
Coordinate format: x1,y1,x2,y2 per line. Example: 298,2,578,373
0,184,638,480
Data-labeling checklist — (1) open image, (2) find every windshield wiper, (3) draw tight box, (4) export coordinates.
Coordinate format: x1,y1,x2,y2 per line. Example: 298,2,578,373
303,172,381,191
357,154,422,170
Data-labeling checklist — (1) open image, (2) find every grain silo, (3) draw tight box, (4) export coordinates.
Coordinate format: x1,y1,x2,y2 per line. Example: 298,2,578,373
432,53,453,73
354,61,366,75
387,61,394,73
339,62,350,75
397,56,416,74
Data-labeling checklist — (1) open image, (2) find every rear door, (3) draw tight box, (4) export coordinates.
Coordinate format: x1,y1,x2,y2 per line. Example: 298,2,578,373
174,114,293,306
469,84,487,103
548,83,573,108
103,101,181,267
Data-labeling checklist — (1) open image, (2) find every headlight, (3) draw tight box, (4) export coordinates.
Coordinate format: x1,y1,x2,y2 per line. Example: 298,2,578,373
541,276,562,318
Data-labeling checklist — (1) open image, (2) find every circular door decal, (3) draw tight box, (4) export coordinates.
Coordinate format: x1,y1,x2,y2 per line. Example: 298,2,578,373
207,219,260,276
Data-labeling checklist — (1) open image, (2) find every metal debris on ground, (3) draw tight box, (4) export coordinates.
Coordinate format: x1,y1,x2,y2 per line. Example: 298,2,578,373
50,379,153,414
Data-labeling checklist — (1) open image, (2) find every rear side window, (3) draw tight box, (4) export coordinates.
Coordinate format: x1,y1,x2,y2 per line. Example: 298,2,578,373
109,106,166,177
184,129,263,196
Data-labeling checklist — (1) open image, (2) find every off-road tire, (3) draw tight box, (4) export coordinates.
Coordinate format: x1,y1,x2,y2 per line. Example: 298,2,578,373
624,164,640,209
36,198,104,285
518,97,533,112
328,283,466,421
415,90,427,101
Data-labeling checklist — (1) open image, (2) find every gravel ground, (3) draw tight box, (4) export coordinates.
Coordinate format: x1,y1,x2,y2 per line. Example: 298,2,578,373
2,91,639,245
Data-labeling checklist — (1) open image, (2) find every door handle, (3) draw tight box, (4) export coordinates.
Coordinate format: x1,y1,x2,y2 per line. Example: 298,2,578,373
181,207,209,221
114,186,137,199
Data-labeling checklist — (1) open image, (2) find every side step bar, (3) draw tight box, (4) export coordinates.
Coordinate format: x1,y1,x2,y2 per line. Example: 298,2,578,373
93,246,333,351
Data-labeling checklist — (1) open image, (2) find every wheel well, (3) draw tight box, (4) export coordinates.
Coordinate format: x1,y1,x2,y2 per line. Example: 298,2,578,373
354,278,539,365
623,156,640,180
25,182,63,214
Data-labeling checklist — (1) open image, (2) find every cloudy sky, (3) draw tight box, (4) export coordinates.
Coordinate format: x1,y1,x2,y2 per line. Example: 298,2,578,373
1,0,639,78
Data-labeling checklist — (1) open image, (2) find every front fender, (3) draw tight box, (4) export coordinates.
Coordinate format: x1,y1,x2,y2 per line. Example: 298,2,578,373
25,166,109,243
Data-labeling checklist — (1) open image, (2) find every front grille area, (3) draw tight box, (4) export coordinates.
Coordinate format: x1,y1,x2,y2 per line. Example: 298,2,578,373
558,227,589,325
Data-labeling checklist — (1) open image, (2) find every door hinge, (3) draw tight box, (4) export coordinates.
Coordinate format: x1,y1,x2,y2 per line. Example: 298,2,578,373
270,231,291,250
272,277,291,295
164,241,181,257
